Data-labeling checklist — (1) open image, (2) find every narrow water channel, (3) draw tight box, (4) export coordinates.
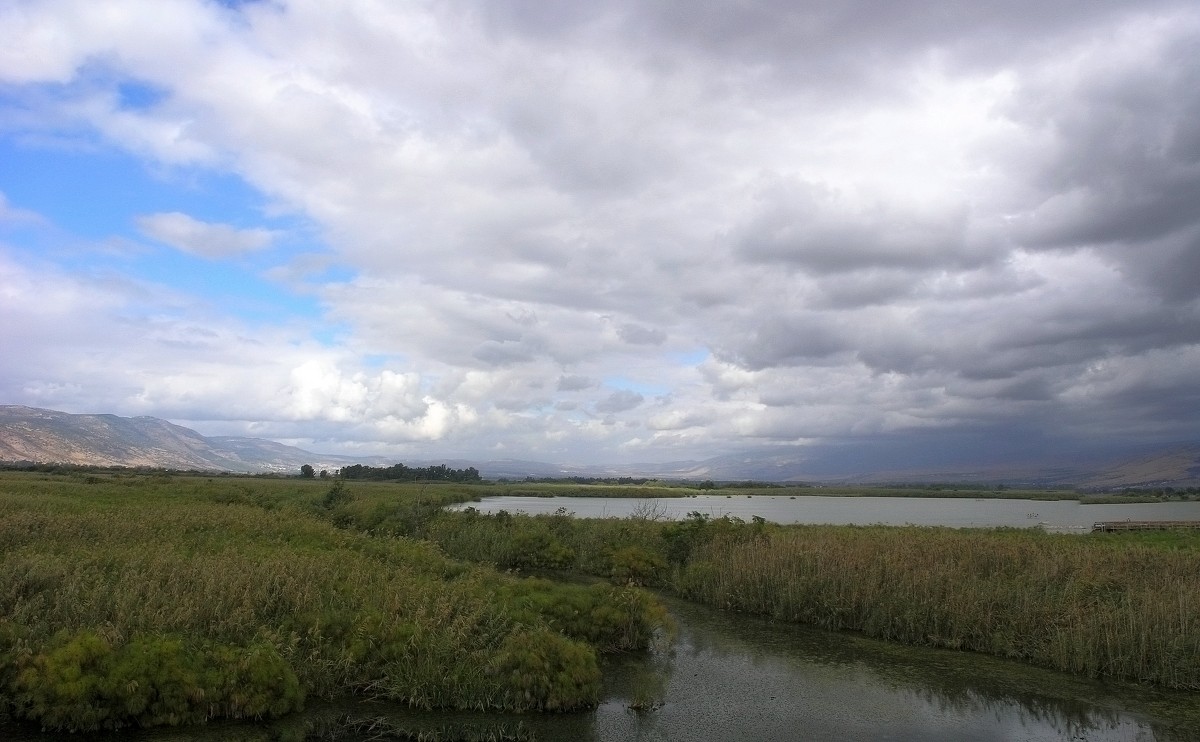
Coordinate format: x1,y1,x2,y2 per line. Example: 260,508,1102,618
576,598,1197,741
5,598,1194,741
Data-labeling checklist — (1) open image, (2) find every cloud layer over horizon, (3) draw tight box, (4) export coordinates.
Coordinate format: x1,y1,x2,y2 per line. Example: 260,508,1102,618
2,0,1198,470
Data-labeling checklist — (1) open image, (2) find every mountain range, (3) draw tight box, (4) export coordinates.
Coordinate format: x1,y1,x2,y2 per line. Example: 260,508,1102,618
1,405,1197,489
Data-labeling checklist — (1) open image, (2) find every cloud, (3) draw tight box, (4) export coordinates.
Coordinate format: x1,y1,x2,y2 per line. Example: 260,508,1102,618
617,323,667,346
136,212,277,258
0,192,45,225
2,0,1199,467
557,374,594,392
595,389,645,414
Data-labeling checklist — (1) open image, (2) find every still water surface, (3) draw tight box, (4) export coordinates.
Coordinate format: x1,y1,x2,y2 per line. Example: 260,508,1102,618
454,495,1200,531
576,598,1196,741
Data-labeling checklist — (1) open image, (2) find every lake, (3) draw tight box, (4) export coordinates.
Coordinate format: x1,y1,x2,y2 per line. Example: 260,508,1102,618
451,494,1200,531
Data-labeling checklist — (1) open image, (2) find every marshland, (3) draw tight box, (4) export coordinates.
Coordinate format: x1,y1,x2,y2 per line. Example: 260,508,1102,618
2,469,1198,739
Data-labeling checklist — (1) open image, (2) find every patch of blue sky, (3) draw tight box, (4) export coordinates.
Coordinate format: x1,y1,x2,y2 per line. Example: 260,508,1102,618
0,132,348,329
131,248,325,325
116,80,169,111
602,376,670,397
671,348,709,366
306,263,358,284
311,324,353,347
0,139,285,240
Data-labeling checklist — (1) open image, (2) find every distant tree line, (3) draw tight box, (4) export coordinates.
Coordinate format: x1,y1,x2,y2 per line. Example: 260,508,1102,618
1119,486,1200,497
501,476,657,485
337,462,482,483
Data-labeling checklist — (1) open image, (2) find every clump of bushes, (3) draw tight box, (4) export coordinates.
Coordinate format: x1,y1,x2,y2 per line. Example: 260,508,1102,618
491,579,669,654
491,629,601,711
7,631,301,732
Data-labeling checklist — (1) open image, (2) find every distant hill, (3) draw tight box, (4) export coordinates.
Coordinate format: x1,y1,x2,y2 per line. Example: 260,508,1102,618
0,406,362,474
1078,445,1200,490
1,405,1197,487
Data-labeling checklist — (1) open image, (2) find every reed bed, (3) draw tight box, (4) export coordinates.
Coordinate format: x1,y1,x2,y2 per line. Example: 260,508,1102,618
675,525,1200,689
0,473,668,731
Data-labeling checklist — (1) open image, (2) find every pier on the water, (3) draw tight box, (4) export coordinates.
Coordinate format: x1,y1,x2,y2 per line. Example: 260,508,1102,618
1092,520,1200,533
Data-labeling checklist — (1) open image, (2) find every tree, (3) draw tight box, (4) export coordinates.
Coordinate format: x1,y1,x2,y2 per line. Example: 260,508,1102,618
300,464,315,479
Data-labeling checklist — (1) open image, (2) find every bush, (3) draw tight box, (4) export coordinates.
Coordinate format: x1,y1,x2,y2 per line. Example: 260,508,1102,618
490,629,600,711
8,631,303,732
608,545,666,586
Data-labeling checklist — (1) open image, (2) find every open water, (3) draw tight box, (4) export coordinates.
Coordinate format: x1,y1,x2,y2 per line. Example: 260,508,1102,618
452,494,1200,532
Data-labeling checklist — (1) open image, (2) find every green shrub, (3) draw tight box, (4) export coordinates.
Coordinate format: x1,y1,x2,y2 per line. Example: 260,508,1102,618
608,545,666,585
509,529,575,570
491,629,600,711
493,579,668,653
12,630,116,731
8,631,302,732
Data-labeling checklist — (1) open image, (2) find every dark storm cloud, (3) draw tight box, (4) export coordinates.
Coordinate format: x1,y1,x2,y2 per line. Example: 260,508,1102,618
734,177,980,273
474,0,1182,91
809,269,922,310
1010,28,1200,303
719,314,852,371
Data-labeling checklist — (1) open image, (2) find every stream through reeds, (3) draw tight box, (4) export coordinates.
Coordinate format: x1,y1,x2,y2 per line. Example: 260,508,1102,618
5,596,1195,741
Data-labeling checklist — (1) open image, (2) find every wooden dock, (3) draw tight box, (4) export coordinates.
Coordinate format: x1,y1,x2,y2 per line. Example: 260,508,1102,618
1091,520,1200,533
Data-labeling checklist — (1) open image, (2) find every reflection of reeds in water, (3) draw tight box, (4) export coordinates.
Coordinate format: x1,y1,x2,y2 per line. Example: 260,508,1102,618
666,596,1200,742
305,714,535,741
674,525,1200,691
601,633,673,714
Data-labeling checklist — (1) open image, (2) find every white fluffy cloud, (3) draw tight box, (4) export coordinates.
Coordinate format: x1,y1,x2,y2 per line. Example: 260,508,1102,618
137,212,277,258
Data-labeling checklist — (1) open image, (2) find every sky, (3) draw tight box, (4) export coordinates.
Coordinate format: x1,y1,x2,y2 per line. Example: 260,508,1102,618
1,0,1199,471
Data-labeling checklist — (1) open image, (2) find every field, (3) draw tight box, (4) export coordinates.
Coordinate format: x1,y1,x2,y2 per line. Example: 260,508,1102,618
2,470,1198,734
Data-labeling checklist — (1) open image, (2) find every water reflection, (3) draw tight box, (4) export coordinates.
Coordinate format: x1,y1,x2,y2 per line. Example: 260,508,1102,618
4,598,1195,741
582,598,1193,741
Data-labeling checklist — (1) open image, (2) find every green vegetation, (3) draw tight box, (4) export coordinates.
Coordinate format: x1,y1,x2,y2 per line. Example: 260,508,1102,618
0,472,667,732
3,469,1197,734
338,463,482,483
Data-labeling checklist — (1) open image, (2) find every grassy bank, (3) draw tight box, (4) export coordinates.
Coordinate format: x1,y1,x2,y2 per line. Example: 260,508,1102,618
0,472,668,732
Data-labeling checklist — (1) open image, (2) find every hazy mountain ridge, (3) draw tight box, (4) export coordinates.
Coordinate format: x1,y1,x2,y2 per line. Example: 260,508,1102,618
0,406,362,474
1,406,1197,488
